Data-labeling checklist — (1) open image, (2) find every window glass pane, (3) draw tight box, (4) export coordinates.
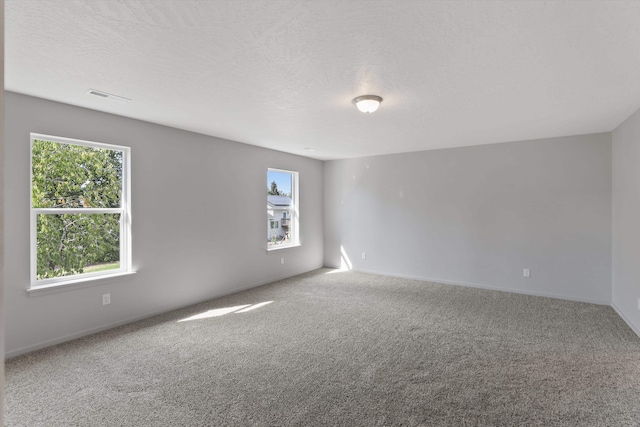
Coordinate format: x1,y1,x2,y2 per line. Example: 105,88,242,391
32,139,123,208
36,213,121,280
267,170,294,248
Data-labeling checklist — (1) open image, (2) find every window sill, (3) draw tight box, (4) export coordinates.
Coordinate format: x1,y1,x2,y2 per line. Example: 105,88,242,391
267,243,301,252
27,271,137,297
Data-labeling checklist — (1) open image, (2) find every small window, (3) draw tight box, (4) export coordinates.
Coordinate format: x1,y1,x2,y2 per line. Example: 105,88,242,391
267,168,298,249
30,133,132,288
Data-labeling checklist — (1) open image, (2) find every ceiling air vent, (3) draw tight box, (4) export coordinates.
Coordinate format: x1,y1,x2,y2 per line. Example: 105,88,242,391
85,89,131,103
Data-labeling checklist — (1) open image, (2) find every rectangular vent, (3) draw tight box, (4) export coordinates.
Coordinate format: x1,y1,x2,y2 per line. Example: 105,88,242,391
85,89,131,103
88,90,108,98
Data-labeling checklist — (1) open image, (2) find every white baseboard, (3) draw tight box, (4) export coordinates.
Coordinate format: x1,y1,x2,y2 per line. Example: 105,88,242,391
7,264,622,358
611,302,640,337
6,265,324,359
353,268,611,306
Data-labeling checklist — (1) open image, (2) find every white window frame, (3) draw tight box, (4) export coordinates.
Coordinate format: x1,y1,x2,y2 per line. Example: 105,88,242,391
267,168,299,251
30,133,133,289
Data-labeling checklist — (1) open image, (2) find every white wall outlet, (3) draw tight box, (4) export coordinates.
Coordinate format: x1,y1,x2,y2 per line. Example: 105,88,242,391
280,257,284,265
361,252,366,260
523,269,530,278
102,293,111,305
637,297,640,311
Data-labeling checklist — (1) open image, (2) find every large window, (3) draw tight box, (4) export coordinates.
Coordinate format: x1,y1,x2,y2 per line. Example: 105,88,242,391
267,168,298,250
30,133,132,288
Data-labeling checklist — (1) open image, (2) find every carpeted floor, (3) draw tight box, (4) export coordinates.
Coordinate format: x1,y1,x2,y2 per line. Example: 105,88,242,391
5,269,640,426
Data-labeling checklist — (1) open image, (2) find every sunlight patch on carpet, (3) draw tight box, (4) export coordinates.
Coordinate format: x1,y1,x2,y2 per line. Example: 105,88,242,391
235,301,273,313
178,302,274,322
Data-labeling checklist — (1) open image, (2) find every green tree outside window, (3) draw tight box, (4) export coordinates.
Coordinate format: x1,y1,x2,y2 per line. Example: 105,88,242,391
32,139,124,279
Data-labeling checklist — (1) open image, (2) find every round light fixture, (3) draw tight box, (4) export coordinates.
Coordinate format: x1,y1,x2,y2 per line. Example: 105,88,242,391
352,95,383,113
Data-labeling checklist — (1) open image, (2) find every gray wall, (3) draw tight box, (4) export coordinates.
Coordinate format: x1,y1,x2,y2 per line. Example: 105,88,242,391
612,107,640,335
324,134,612,304
4,92,324,357
1,3,5,423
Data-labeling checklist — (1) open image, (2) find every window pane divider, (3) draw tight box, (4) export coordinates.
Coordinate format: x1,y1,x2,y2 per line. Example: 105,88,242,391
34,208,123,214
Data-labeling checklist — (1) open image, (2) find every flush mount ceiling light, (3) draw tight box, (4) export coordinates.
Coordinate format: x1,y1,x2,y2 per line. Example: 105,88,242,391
85,89,131,103
352,95,383,113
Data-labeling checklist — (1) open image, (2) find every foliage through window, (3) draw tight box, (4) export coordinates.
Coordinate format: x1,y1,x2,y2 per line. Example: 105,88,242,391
267,168,298,249
31,134,131,287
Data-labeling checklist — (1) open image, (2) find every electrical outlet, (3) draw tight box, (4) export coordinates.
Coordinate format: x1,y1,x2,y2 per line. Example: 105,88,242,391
637,298,640,311
361,252,366,260
102,293,111,305
523,269,530,278
280,257,284,265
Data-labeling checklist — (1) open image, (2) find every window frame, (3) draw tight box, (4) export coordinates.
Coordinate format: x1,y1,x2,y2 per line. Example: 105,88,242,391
29,133,133,289
267,168,299,251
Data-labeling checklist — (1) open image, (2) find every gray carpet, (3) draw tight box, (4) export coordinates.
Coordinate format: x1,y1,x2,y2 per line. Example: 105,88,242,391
5,269,640,426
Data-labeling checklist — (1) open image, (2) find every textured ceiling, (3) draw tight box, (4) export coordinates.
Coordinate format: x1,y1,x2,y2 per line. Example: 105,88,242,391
6,1,640,160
